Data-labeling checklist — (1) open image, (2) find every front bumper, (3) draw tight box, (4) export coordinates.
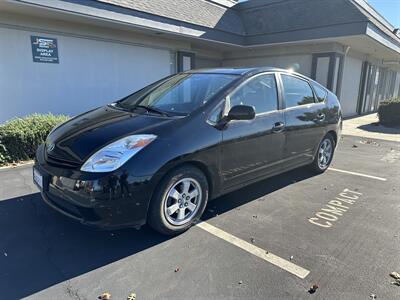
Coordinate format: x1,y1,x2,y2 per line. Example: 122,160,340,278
34,144,156,229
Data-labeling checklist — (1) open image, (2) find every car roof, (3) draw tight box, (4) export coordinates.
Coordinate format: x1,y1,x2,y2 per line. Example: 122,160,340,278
186,67,307,79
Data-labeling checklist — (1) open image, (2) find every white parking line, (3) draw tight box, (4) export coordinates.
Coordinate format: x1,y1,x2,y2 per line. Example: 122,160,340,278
328,167,387,181
196,221,310,279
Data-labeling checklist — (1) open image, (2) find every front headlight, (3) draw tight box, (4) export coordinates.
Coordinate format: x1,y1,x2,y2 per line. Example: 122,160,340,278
80,134,156,173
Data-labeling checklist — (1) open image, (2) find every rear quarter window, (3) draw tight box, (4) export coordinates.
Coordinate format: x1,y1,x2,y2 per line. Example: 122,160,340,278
311,82,328,103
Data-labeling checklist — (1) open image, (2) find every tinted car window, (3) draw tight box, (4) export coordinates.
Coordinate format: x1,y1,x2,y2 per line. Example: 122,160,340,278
118,73,238,115
229,74,278,114
281,74,315,108
208,102,224,124
312,82,328,102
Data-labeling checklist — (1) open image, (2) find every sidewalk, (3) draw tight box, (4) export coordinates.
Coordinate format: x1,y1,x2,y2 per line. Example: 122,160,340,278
342,113,400,142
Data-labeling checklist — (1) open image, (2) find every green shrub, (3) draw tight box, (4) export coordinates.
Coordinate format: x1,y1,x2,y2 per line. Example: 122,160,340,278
0,114,69,165
378,97,400,127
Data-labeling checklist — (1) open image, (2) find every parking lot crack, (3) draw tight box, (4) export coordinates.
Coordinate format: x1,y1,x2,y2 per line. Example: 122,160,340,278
65,281,87,300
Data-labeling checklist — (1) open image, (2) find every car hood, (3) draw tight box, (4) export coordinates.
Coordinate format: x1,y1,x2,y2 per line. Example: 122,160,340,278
46,106,176,163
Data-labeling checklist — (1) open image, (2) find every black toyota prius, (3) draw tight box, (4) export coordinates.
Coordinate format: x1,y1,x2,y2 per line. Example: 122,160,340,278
33,67,342,235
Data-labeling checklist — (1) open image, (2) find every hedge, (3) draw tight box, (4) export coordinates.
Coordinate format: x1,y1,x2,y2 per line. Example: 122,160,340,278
0,114,69,165
378,97,400,127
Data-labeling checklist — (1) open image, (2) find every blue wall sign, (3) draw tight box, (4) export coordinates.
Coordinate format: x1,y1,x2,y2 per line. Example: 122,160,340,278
31,36,59,63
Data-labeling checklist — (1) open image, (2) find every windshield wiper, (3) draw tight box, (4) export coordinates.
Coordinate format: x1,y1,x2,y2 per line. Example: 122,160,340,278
130,105,171,117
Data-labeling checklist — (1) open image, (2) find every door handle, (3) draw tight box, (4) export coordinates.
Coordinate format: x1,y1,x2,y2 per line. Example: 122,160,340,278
316,113,325,121
272,122,285,133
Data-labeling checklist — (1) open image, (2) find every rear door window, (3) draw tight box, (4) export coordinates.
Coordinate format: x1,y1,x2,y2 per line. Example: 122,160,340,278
281,74,316,108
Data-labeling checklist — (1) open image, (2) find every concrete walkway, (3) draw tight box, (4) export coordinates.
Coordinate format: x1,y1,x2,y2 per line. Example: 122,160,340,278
342,113,400,142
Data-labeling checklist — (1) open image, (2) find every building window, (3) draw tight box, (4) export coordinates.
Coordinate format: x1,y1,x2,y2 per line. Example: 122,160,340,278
311,53,343,96
177,51,195,72
314,57,330,87
358,63,400,114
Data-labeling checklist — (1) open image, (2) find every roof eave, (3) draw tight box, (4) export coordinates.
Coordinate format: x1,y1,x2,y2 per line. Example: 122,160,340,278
366,23,400,55
8,0,400,55
11,0,246,46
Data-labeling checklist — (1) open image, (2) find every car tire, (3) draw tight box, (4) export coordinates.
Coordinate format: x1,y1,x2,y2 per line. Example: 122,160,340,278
148,165,209,235
309,133,335,174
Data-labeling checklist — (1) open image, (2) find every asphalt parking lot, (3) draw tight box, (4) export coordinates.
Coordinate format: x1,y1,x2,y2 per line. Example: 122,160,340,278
1,134,399,300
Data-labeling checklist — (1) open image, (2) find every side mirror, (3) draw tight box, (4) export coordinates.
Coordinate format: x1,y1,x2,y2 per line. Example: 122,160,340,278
227,105,256,121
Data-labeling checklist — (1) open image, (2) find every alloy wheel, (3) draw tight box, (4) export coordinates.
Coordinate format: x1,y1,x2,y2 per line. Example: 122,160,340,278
163,178,202,226
318,138,333,169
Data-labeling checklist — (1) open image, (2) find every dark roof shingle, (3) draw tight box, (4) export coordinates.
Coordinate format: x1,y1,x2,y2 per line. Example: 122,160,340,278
240,0,368,36
97,0,245,35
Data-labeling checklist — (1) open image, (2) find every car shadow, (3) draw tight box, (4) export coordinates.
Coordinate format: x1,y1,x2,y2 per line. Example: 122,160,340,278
0,192,170,299
202,166,317,220
0,166,316,299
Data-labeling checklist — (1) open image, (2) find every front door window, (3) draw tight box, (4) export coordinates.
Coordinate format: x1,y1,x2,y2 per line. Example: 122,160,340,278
228,74,278,114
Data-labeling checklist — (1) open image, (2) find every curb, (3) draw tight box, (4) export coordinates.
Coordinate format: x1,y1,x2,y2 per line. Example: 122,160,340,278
0,161,34,170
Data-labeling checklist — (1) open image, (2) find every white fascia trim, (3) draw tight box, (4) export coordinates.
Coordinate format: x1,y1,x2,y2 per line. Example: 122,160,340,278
366,23,400,54
352,0,397,34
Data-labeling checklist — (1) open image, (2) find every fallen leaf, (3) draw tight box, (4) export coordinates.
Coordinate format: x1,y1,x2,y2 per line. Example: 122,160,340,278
99,292,111,300
308,284,318,294
127,293,136,300
391,280,400,286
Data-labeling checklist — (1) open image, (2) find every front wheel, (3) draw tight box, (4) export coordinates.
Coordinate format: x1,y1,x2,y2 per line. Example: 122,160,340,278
148,166,209,235
309,134,335,173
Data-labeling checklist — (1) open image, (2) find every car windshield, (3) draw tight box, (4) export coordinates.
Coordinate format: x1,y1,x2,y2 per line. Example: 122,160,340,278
117,73,238,115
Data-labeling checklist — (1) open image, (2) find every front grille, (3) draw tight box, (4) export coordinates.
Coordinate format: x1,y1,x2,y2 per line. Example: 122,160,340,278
46,153,81,169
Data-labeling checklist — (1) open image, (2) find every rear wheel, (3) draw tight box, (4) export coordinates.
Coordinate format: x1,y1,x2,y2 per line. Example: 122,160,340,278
309,134,335,173
148,166,208,235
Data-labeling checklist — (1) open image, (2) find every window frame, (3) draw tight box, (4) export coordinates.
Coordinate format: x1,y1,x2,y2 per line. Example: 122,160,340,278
310,81,328,103
223,72,282,118
311,52,344,95
118,72,238,116
177,51,195,72
206,99,225,126
277,72,318,110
